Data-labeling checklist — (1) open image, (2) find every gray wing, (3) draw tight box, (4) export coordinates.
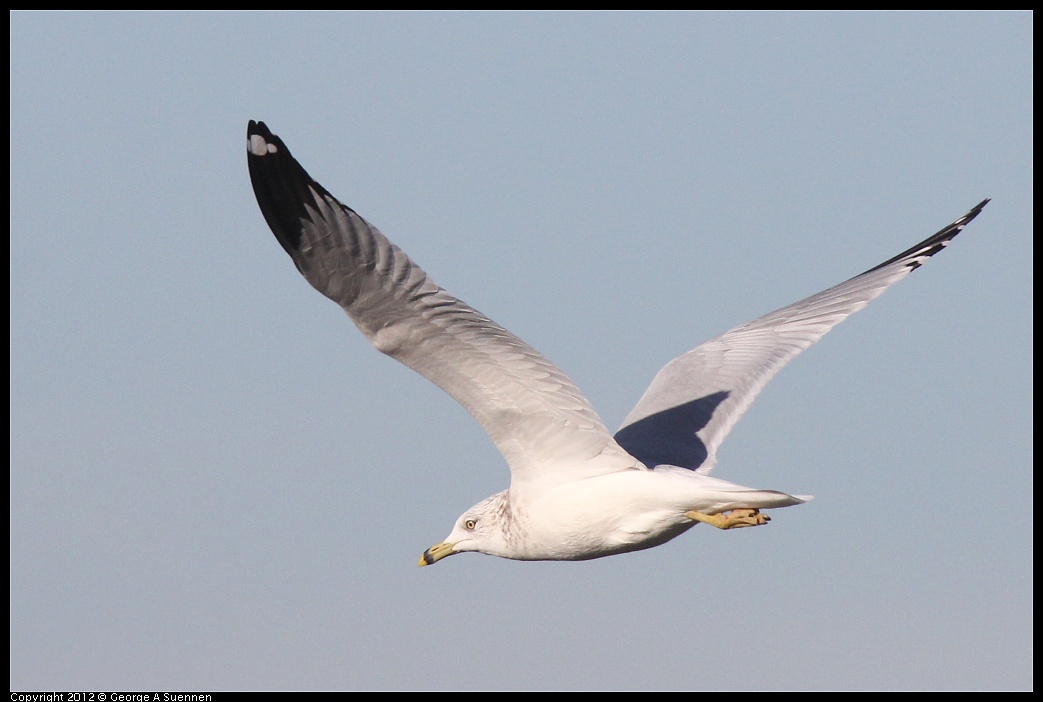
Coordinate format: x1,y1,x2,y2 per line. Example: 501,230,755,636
248,121,628,483
614,199,989,473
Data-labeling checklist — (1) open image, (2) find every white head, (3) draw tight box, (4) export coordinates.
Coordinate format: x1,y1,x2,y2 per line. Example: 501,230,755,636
418,491,514,566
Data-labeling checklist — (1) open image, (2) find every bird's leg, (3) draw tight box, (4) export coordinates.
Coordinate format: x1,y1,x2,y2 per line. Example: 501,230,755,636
685,508,770,529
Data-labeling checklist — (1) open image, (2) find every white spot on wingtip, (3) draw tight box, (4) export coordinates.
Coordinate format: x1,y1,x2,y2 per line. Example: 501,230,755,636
248,134,278,156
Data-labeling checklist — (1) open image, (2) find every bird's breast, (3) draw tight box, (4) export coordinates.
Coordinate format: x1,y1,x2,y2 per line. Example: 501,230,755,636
509,471,696,560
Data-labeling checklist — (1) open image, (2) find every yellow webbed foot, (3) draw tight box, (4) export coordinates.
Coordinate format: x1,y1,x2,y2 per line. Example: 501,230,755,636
685,508,770,530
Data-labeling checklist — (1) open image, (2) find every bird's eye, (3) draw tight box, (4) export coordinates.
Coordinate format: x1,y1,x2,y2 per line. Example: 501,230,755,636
464,519,477,530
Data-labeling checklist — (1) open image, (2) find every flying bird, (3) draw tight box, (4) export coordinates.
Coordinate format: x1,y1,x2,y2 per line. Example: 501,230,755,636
247,120,988,566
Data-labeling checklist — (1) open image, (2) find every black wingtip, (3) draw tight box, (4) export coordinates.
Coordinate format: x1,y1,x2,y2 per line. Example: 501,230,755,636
247,120,293,161
246,121,325,259
862,199,990,275
246,119,271,139
962,198,991,224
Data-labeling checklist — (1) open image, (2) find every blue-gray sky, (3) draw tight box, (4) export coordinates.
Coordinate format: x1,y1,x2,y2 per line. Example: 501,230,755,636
10,11,1032,691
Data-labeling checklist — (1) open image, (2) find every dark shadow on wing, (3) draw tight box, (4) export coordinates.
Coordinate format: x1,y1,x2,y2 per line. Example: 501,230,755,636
613,390,730,471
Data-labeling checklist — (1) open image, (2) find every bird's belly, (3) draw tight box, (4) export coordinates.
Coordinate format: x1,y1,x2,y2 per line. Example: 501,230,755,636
513,475,697,560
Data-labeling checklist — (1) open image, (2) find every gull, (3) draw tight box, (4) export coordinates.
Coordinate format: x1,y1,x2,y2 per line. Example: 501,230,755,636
247,120,988,566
